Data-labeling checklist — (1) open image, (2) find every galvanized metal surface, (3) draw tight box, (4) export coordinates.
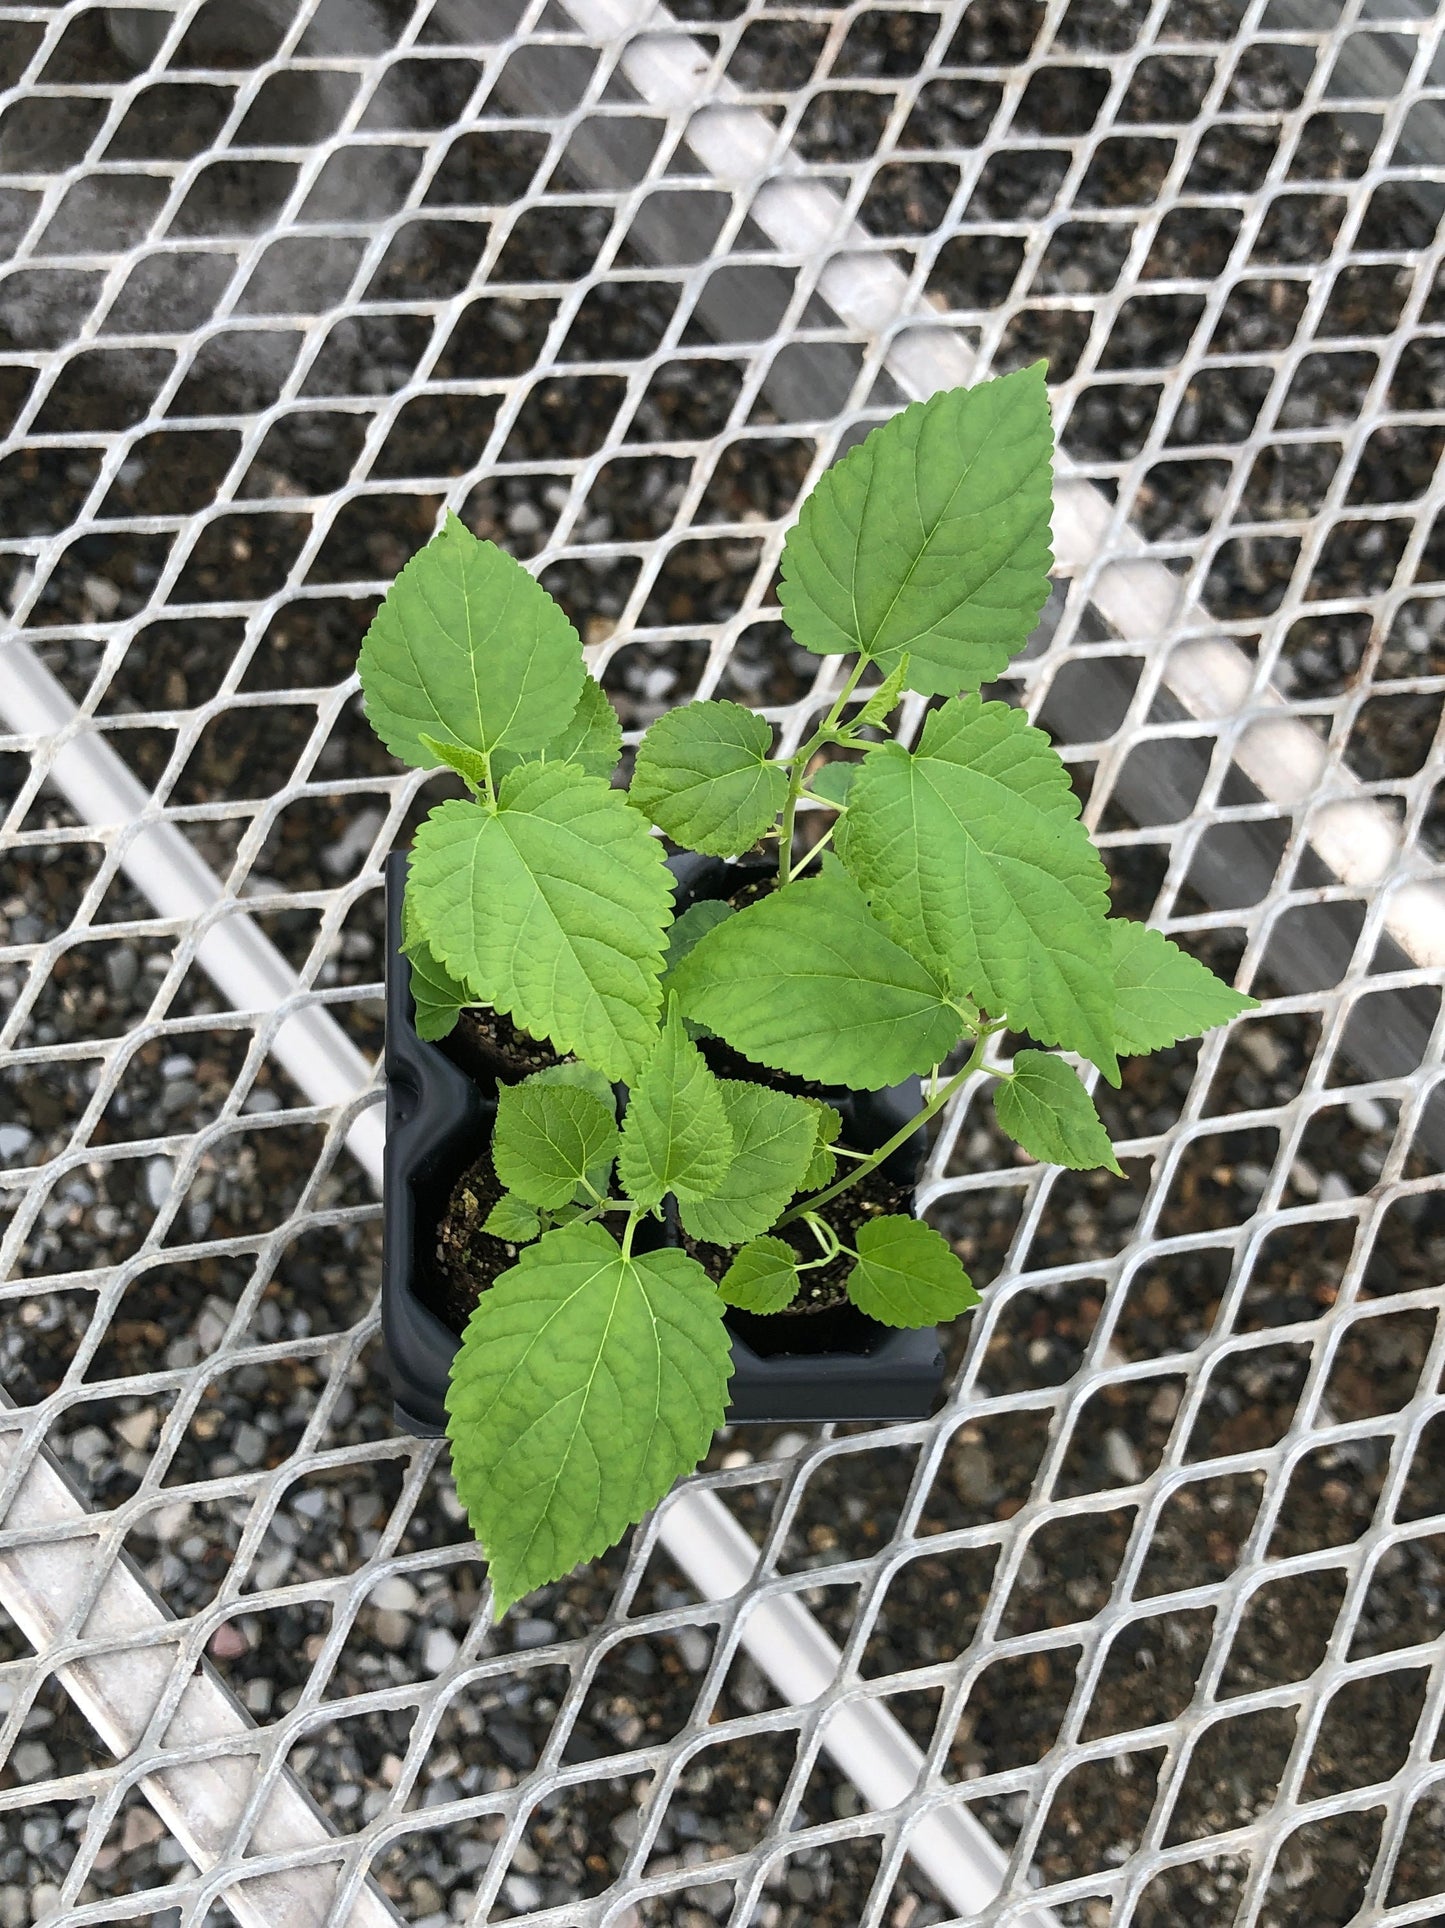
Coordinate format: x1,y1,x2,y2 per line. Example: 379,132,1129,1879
1,0,1444,1923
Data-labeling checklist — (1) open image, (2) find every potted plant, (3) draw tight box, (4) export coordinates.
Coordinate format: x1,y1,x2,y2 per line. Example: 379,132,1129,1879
359,364,1254,1615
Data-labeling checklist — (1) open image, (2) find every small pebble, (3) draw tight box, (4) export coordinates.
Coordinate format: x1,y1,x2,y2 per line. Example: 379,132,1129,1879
423,1627,460,1674
371,1575,419,1613
372,1610,410,1650
0,1125,33,1162
114,1409,157,1450
145,1158,175,1211
512,1618,558,1649
67,1426,109,1469
503,1875,543,1912
10,1741,54,1782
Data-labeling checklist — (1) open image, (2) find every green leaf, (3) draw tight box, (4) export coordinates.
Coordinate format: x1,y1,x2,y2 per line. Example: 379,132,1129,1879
669,858,967,1090
494,1077,621,1208
630,701,788,857
525,1060,618,1110
846,1216,979,1328
408,763,673,1082
679,1081,819,1246
856,653,910,729
482,1195,542,1242
617,1001,734,1212
995,1050,1122,1175
493,675,622,783
661,901,733,988
1109,922,1259,1056
840,696,1118,1081
420,731,492,795
358,512,584,769
801,1099,842,1189
807,761,859,808
778,365,1054,697
447,1223,732,1615
719,1236,801,1314
402,888,469,1041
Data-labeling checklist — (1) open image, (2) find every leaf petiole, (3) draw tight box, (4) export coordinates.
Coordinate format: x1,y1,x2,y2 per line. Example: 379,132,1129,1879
775,1020,1005,1228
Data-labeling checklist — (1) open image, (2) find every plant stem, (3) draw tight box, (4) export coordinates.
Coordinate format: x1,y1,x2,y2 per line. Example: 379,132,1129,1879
621,1207,640,1260
776,655,870,884
774,1025,999,1228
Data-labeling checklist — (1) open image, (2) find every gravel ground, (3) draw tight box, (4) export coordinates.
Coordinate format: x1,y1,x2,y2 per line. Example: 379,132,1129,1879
3,4,1444,1925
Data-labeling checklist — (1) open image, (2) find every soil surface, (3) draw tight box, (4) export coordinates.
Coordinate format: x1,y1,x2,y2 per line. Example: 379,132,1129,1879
432,1141,525,1335
444,1006,567,1087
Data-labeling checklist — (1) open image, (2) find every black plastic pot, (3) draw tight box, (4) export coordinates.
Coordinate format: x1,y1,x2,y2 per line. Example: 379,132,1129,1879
381,851,945,1437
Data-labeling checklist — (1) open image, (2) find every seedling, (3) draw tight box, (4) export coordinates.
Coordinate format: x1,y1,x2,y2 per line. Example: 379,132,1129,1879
359,364,1255,1613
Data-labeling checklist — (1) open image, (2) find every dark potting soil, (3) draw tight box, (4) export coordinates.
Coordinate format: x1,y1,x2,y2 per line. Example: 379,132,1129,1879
683,1164,914,1313
444,1006,567,1086
432,1140,527,1336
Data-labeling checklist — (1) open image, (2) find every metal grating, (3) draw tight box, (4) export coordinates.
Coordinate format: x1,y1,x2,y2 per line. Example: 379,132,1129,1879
1,0,1444,1923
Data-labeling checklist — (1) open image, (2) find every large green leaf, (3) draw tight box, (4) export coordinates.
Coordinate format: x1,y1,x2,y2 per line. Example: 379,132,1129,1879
1109,922,1258,1056
358,513,584,769
617,1001,734,1212
778,365,1054,696
845,1216,979,1328
995,1051,1122,1175
679,1080,819,1246
401,888,469,1041
719,1236,802,1314
630,701,788,856
493,675,622,783
447,1223,732,1615
494,1078,621,1208
669,859,967,1089
407,763,673,1082
840,696,1118,1081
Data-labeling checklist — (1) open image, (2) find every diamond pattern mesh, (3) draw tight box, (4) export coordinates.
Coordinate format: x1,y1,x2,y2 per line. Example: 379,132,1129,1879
2,0,1444,1923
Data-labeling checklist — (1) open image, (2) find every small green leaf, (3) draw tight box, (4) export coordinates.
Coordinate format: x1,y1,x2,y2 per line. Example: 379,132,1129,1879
807,761,859,808
617,1000,735,1212
494,1077,621,1208
779,365,1054,697
1109,922,1259,1056
358,513,584,769
719,1236,802,1314
669,859,966,1090
679,1081,819,1246
447,1223,732,1615
493,675,622,783
402,888,469,1041
483,1195,542,1242
846,1216,979,1328
995,1050,1122,1175
420,731,493,795
840,696,1117,1081
856,653,910,728
801,1099,842,1189
408,762,673,1083
630,701,788,856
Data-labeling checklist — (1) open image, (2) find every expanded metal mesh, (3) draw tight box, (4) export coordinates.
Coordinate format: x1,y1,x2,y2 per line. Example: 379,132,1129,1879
2,0,1444,1922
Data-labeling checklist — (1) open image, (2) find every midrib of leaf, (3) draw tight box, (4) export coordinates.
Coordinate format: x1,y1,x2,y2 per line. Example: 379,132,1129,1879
508,1251,631,1571
856,403,1038,657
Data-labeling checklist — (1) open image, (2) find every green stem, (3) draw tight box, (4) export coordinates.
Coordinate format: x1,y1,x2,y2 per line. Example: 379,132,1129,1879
776,656,871,884
775,1024,999,1228
621,1207,640,1261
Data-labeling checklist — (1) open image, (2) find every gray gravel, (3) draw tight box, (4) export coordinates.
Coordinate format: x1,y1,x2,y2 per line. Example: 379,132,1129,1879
2,4,1443,1925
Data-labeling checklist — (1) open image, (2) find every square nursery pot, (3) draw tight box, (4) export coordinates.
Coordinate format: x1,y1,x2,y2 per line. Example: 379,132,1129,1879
381,850,946,1438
